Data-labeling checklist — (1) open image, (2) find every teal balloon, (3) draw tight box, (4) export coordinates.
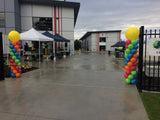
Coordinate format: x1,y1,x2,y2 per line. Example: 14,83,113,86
125,79,131,84
128,53,133,59
131,71,137,76
125,49,131,54
15,52,19,56
131,49,137,54
131,79,136,84
128,44,134,50
12,56,16,60
10,52,14,56
132,40,137,45
15,59,20,64
128,75,134,80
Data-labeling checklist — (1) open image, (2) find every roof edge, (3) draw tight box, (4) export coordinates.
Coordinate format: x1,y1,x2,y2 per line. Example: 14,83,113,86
80,30,121,40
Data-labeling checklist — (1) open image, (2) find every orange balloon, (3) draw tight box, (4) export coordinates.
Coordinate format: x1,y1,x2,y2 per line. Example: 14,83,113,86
13,70,17,74
17,49,21,52
16,73,21,77
12,41,16,46
11,66,14,70
133,53,139,58
131,58,137,63
125,66,130,70
15,45,19,49
127,62,133,67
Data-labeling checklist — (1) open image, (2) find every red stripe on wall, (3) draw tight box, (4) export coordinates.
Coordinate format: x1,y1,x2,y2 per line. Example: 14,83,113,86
54,6,57,34
54,6,57,52
58,7,60,35
61,7,63,36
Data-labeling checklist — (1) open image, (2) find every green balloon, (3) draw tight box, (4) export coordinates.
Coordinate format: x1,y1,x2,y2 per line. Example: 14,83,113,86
125,53,128,58
125,79,131,84
10,49,12,52
12,56,16,60
15,59,20,64
10,52,14,56
128,75,134,80
17,63,21,67
131,40,137,45
128,44,134,50
125,49,131,54
131,71,137,76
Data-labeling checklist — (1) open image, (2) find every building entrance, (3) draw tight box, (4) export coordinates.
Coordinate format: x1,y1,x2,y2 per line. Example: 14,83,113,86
99,46,106,51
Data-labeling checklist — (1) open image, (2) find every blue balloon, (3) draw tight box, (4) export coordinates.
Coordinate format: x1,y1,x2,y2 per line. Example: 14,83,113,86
10,70,13,73
131,49,137,54
134,75,137,79
134,45,139,49
10,45,14,49
10,41,12,45
20,45,23,49
131,79,136,84
17,56,21,59
128,53,133,59
15,52,19,56
125,62,128,65
11,73,15,77
125,57,130,62
12,48,17,53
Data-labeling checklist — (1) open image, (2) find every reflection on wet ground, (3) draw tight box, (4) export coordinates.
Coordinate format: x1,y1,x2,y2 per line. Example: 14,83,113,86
0,52,148,120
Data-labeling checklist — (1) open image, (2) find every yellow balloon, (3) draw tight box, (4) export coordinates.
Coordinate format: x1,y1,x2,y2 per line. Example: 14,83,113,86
125,27,139,40
8,31,20,42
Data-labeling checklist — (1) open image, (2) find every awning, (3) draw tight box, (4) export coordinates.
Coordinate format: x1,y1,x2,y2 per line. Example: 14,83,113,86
20,28,53,41
111,41,126,47
54,34,70,42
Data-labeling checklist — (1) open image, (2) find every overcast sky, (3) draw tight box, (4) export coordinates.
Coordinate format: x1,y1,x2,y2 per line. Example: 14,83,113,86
68,0,160,40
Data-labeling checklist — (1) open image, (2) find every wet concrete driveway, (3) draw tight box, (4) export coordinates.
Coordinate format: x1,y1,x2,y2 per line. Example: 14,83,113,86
0,53,149,120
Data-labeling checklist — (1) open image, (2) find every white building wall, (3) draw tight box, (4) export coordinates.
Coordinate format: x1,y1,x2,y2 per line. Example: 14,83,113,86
91,33,98,52
81,31,121,52
21,4,75,54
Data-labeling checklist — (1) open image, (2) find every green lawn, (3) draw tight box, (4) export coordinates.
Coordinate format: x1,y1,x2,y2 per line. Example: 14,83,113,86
140,93,160,120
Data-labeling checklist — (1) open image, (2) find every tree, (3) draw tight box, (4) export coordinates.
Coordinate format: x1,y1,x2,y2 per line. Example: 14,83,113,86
74,40,81,50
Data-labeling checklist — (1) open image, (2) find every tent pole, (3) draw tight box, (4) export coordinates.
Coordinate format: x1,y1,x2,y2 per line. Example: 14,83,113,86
54,41,56,61
39,41,40,64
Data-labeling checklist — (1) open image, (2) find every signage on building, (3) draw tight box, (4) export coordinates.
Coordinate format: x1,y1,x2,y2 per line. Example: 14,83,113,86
99,42,106,46
149,38,160,56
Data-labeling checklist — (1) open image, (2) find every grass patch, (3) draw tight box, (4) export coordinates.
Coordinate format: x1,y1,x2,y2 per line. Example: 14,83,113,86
140,93,160,120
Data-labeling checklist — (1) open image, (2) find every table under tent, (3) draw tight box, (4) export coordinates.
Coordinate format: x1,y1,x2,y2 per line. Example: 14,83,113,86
111,41,126,58
20,28,53,63
42,32,70,57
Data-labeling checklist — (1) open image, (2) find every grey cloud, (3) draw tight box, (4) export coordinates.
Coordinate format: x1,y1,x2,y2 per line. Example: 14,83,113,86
69,0,160,39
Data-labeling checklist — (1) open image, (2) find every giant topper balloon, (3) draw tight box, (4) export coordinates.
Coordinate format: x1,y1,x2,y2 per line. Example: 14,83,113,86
124,27,139,84
125,27,139,41
8,31,22,78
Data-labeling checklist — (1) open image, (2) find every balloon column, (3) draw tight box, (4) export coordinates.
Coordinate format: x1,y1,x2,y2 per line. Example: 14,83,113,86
124,27,139,84
8,31,21,78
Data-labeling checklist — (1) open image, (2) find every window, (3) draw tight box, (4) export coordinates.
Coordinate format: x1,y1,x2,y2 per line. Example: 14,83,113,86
0,13,5,27
99,37,106,42
32,17,52,31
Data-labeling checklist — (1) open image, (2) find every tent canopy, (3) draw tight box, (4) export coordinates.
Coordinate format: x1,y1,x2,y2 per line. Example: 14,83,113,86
42,31,62,42
54,34,70,42
42,32,70,42
20,28,53,41
111,41,126,47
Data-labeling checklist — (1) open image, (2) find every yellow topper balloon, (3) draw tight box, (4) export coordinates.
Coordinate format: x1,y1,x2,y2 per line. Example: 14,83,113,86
125,27,139,40
8,31,20,42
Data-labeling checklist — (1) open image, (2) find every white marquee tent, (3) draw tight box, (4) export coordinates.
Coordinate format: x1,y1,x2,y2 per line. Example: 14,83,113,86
20,28,53,63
